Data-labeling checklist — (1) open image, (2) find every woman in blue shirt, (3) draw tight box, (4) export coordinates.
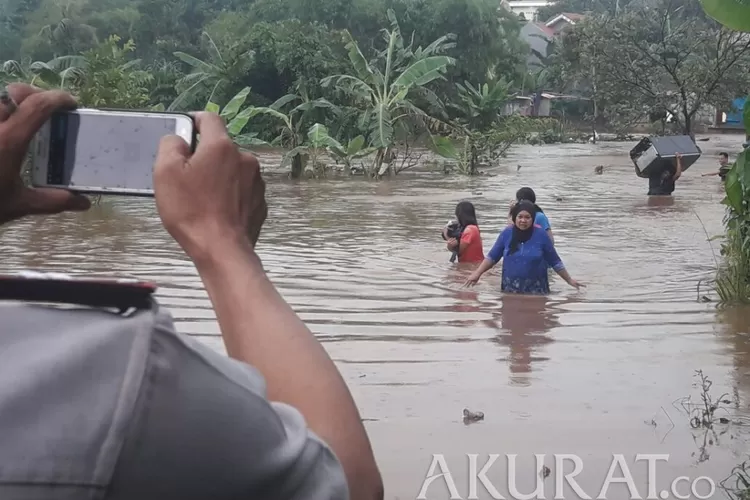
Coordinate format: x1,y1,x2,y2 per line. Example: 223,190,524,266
466,201,583,294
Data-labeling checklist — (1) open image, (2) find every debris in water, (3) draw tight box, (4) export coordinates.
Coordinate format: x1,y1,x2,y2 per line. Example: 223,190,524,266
516,165,522,172
463,408,484,424
594,165,604,175
700,296,712,303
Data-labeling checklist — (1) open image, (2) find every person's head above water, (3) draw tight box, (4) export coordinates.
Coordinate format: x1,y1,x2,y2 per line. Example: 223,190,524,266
455,200,478,227
511,200,536,231
719,152,729,166
515,187,544,213
515,187,536,204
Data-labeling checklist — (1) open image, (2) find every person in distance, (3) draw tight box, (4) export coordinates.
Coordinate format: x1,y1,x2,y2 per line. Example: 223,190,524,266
0,83,383,500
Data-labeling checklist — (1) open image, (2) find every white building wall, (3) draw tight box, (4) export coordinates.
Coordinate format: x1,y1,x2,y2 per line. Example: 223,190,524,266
505,0,553,20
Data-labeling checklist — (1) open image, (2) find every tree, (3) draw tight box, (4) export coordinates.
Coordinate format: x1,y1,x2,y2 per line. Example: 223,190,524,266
73,35,152,108
557,0,750,137
170,31,254,110
322,10,455,177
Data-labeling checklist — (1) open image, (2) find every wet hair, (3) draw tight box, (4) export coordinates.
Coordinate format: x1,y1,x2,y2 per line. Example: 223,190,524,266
720,152,729,159
515,186,544,214
509,201,536,254
455,201,478,227
516,187,536,203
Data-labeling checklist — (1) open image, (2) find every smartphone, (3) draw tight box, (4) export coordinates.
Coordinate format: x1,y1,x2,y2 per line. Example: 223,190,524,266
31,108,196,196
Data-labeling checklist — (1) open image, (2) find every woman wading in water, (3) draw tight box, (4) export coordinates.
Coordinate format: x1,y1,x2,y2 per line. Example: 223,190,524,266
444,201,484,264
465,201,583,294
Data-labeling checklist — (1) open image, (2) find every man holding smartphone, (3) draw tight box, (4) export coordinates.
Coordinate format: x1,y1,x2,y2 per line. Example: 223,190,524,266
0,84,383,499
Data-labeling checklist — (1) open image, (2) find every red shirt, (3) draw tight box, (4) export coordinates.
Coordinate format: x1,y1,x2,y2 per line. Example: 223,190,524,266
459,225,484,263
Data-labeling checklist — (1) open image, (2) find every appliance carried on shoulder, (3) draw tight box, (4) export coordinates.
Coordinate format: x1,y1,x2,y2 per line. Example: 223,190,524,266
629,135,702,178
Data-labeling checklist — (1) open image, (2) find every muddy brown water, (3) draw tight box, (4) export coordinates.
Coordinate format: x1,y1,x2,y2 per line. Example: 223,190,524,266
2,135,750,499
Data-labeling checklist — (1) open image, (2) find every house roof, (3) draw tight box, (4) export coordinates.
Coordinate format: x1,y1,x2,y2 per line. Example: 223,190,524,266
545,12,586,27
533,22,555,37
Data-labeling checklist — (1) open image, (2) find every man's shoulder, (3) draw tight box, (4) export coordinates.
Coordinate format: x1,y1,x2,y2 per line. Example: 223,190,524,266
0,302,348,499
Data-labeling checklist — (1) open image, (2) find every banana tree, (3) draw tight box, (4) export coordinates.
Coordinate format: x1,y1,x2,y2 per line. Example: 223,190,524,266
242,93,336,178
206,86,268,148
171,32,254,111
451,77,513,132
324,135,377,174
321,9,455,178
1,56,86,88
280,123,336,178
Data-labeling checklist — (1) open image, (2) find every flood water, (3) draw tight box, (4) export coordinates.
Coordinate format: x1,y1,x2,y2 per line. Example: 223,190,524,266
2,135,750,499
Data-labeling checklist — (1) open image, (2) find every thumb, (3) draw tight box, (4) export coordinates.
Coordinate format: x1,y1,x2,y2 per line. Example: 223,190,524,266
154,135,191,186
20,187,90,215
155,136,191,170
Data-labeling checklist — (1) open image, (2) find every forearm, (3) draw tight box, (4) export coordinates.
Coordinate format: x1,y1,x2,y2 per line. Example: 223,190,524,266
475,258,496,277
555,267,574,285
195,241,382,499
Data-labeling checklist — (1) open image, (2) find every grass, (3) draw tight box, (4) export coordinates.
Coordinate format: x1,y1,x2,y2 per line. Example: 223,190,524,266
714,224,750,304
691,207,750,305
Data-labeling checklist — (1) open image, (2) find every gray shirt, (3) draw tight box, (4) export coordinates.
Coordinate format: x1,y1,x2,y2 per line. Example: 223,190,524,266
0,300,349,499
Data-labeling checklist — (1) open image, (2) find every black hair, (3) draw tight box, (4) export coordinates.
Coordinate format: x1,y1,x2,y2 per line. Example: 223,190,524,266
515,187,536,203
720,152,729,159
515,186,544,214
455,201,478,227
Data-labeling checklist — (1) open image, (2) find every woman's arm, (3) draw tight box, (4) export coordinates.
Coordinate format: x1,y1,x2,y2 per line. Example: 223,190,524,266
465,229,507,285
465,258,495,286
554,267,582,289
541,233,583,289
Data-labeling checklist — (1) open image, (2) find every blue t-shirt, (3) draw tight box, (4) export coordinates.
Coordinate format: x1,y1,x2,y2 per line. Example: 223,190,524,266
535,212,551,231
487,225,564,295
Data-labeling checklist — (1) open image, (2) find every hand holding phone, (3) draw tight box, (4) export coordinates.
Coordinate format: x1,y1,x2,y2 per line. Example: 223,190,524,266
0,83,90,226
152,112,267,260
32,108,196,197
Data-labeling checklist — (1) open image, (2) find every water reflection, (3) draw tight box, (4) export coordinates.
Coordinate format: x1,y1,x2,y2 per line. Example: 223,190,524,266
716,306,750,410
491,294,559,386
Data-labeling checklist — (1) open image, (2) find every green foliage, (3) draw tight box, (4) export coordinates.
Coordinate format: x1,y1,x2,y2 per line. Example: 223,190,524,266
205,86,268,148
701,0,750,32
1,0,545,179
451,77,513,131
699,0,750,305
74,35,151,108
714,97,750,304
322,10,455,176
171,31,254,111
